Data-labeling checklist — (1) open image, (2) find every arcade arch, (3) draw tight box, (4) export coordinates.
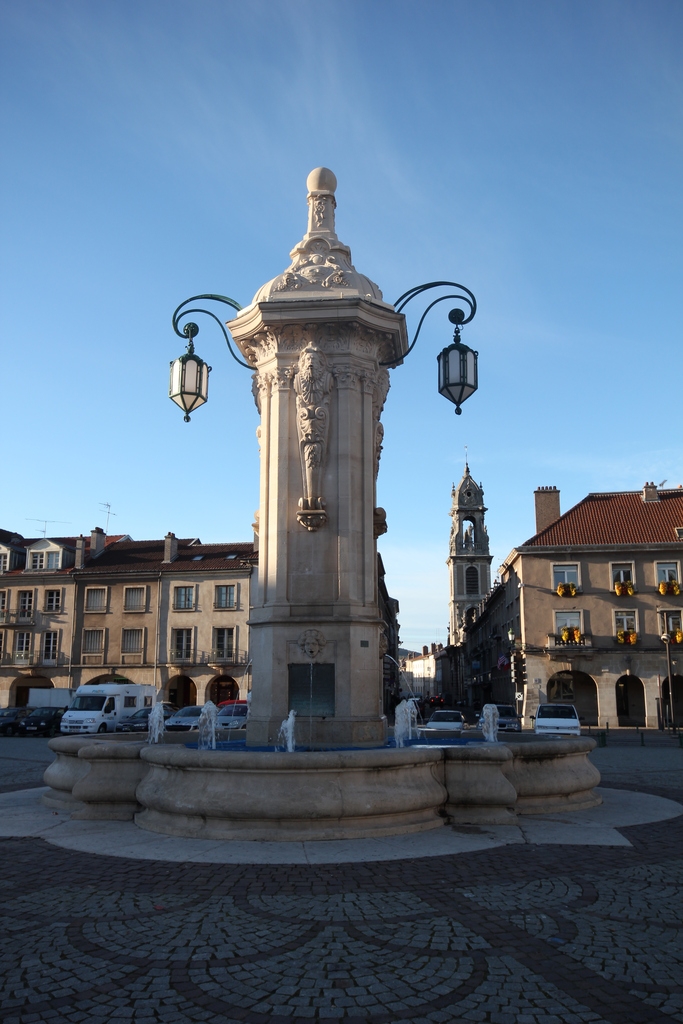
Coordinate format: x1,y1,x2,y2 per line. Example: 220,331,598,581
615,674,645,727
168,675,196,708
11,675,53,708
547,669,598,726
662,674,683,728
207,675,239,705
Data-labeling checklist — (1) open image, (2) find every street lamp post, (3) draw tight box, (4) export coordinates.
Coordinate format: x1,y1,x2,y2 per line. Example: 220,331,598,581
661,632,677,731
169,283,479,420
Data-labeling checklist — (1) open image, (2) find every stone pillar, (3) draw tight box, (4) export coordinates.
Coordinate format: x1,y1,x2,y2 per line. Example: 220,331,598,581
228,168,407,747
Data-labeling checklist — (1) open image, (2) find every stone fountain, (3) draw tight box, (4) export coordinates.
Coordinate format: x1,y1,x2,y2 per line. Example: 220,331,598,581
42,169,601,839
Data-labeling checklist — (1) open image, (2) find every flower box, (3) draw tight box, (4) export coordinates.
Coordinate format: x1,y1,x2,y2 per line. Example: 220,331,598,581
658,581,680,596
557,583,577,598
561,627,581,643
617,629,638,645
614,581,635,597
670,630,683,644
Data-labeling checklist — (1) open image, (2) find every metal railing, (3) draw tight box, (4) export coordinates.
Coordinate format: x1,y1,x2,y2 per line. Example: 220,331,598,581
0,610,36,626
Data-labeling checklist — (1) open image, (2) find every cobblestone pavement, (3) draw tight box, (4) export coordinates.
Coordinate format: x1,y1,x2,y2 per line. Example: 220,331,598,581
0,738,681,1023
0,737,53,793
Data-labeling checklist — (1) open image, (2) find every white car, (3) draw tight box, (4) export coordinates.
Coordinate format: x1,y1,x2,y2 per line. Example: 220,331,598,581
216,703,248,734
418,710,465,734
534,703,581,736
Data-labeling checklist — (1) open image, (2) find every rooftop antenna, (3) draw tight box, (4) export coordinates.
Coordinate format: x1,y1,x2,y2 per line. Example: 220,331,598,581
99,502,117,533
658,479,667,488
26,518,71,538
464,444,469,471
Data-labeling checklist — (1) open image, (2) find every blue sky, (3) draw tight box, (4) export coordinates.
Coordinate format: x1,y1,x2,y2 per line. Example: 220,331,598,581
1,0,681,647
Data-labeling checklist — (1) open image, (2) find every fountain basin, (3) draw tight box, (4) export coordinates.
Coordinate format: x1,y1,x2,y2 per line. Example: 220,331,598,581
503,736,602,813
135,746,447,841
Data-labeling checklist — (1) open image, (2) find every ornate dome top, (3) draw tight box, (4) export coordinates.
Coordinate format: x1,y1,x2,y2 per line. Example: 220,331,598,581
251,168,386,306
452,463,486,511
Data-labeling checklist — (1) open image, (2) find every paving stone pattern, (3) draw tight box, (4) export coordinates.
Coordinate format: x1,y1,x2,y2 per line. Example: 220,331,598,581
0,787,682,1024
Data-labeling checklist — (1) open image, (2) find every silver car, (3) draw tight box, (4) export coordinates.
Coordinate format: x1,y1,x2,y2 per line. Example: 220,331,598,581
418,710,465,734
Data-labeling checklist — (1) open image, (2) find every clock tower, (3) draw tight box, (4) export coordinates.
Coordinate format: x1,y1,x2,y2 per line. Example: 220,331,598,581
448,463,492,643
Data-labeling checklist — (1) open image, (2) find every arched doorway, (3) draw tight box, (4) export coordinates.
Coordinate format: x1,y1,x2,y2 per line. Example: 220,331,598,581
615,674,645,727
168,675,196,708
88,673,133,685
662,675,683,728
208,676,238,704
547,670,598,726
12,675,53,708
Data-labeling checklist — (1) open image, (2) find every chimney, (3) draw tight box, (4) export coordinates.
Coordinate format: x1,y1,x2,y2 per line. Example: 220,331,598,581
534,487,561,534
90,527,105,558
422,645,429,656
163,532,178,563
75,535,85,569
430,642,436,654
642,481,659,503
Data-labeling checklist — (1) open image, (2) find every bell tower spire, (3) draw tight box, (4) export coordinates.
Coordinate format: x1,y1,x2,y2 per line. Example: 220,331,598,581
447,463,492,644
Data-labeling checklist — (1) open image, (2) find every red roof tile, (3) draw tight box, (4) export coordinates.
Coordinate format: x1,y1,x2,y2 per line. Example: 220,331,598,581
77,538,257,574
523,489,683,547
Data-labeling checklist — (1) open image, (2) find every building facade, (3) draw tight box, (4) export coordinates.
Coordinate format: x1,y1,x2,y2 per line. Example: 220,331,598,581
0,530,255,707
495,483,683,728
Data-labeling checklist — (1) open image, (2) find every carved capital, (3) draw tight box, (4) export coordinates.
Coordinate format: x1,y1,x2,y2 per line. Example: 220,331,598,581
333,364,358,389
273,366,296,391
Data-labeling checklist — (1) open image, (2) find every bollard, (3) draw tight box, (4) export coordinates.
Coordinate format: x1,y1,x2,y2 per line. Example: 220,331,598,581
679,733,683,749
641,730,645,746
597,731,607,748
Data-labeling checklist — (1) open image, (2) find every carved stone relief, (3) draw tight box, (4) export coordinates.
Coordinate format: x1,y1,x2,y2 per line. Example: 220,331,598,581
379,631,389,658
298,629,327,659
294,345,333,531
373,507,388,538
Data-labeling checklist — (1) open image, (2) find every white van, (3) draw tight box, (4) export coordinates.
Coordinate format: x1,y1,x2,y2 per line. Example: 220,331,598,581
534,703,581,737
60,683,157,735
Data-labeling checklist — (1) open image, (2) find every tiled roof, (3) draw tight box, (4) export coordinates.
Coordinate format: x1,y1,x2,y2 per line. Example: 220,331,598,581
77,538,257,574
523,489,683,547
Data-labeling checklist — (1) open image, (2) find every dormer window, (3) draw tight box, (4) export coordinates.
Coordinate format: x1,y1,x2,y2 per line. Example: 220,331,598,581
46,551,60,569
30,552,44,570
0,554,6,573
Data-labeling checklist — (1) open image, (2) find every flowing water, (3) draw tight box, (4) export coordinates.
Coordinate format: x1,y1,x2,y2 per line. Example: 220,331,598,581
198,701,218,750
481,703,500,743
393,699,418,747
278,709,297,752
147,702,166,745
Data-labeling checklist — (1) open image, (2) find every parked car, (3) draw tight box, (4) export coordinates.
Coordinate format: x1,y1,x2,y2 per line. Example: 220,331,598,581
0,708,32,736
216,703,248,734
115,703,178,733
492,704,522,733
419,710,465,734
534,703,581,737
165,706,204,731
18,706,67,737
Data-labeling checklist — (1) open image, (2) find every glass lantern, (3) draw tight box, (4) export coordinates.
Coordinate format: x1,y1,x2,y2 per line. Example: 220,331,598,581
169,333,211,422
437,335,478,415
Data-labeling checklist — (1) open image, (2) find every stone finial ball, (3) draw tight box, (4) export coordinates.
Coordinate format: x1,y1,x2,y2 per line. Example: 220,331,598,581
307,167,337,193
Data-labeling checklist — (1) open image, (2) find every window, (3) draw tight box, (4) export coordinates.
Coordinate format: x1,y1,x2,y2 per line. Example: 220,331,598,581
122,628,143,653
30,552,44,570
465,566,479,595
46,551,60,569
123,696,137,708
0,554,8,573
555,611,581,633
124,587,145,611
676,528,683,541
174,586,194,610
83,629,104,654
45,590,61,612
656,562,678,583
664,611,682,633
18,591,33,618
15,632,31,660
615,611,636,633
43,632,58,662
85,588,107,611
612,563,633,584
0,591,6,611
553,564,579,587
0,633,3,658
172,628,192,660
215,585,236,609
213,627,235,660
